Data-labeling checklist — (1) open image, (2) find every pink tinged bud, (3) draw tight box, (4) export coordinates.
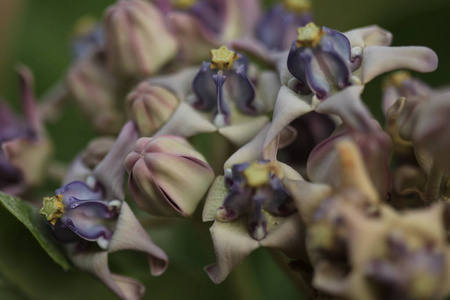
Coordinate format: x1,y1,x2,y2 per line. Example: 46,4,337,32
125,136,214,217
126,82,179,136
308,126,391,201
66,54,124,134
104,0,178,77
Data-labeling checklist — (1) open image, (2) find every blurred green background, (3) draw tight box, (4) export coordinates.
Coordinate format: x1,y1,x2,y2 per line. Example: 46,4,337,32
1,0,450,299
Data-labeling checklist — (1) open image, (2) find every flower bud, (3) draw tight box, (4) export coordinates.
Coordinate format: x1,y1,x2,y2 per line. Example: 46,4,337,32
66,53,124,134
104,0,178,77
125,136,214,217
126,82,179,136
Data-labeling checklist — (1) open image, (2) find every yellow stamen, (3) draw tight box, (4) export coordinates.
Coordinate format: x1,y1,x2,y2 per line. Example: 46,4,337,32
242,161,283,188
73,16,98,37
296,22,324,48
383,71,412,89
283,0,311,14
40,195,65,226
171,0,197,9
210,45,239,70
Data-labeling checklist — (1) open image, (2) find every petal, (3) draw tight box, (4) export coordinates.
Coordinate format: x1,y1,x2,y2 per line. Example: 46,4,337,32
204,220,259,284
222,0,261,39
344,25,392,48
229,38,274,66
259,213,306,259
166,12,218,63
228,65,258,115
224,123,270,169
256,71,281,112
56,181,103,204
283,179,333,224
109,202,168,276
62,155,92,185
192,62,217,111
218,115,268,146
61,200,117,243
316,85,374,131
360,46,438,84
203,176,229,222
70,252,145,300
142,152,215,216
149,66,199,101
263,86,313,150
2,136,52,190
155,102,217,137
93,121,139,200
17,65,41,135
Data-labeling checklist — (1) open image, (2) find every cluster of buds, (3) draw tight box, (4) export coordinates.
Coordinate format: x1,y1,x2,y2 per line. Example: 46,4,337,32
2,1,450,300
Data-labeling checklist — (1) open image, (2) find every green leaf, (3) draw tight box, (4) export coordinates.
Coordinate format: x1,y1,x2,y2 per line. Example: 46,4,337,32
0,191,71,270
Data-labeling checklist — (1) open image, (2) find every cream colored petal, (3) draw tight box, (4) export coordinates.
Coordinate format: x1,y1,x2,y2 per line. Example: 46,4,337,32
315,85,373,131
260,214,306,258
109,202,168,275
344,25,392,48
219,115,269,147
224,123,270,169
205,220,259,284
155,102,217,137
149,67,199,101
93,121,138,200
203,176,228,222
283,179,332,225
263,86,313,150
360,46,438,84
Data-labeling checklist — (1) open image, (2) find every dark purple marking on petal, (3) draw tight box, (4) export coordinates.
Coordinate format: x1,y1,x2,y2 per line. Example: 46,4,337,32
303,51,330,100
60,200,118,242
192,62,217,111
248,192,267,240
256,5,313,51
56,181,103,206
212,71,231,125
190,0,223,34
287,43,312,95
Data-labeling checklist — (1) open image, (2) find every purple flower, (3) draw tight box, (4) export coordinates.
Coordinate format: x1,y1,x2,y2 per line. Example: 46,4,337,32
40,181,118,248
192,45,262,127
255,2,313,51
264,24,438,148
202,124,305,283
39,122,168,300
160,0,261,63
0,66,52,195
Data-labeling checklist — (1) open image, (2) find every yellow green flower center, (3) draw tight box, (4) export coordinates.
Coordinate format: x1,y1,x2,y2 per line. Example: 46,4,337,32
210,45,239,70
383,71,412,89
283,0,311,14
171,0,197,9
72,16,98,37
296,22,324,48
242,161,283,188
40,195,65,225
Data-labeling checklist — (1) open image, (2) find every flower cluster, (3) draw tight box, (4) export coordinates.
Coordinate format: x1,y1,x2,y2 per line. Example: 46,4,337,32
1,0,449,300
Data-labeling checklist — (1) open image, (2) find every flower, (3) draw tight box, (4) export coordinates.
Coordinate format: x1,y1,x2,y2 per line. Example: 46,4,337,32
147,45,280,146
125,135,215,217
255,0,313,51
202,124,305,284
263,23,438,148
0,66,52,195
307,122,392,201
159,0,261,63
385,88,450,202
40,122,168,300
66,51,125,134
104,0,178,77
